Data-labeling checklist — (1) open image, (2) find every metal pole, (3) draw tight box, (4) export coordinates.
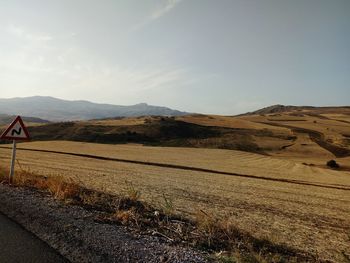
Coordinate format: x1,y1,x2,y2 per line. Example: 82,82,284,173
9,140,16,183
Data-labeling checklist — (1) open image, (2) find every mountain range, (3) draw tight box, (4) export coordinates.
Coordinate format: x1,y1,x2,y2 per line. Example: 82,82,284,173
0,96,188,121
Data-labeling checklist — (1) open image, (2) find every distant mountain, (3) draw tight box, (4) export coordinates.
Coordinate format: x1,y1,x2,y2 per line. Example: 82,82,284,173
0,96,188,121
240,104,350,116
0,114,50,125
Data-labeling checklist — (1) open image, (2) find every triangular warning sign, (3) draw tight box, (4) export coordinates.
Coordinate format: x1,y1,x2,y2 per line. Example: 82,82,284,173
0,116,30,140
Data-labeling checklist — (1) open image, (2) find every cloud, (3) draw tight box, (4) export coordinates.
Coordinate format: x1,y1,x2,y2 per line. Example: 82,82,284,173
0,24,82,75
0,22,195,105
131,0,183,31
6,24,53,42
70,66,191,97
151,0,182,20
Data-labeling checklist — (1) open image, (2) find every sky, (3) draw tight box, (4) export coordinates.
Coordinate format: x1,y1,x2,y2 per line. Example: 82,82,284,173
0,0,349,114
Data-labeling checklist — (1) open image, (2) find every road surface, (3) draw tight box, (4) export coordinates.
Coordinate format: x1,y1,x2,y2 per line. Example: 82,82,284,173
0,212,68,263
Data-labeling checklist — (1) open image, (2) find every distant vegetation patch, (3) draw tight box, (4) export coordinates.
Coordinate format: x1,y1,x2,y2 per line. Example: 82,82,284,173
327,160,340,169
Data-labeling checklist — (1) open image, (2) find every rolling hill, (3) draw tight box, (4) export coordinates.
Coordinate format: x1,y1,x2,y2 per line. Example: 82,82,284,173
240,104,350,116
0,96,188,121
1,103,349,165
0,114,50,126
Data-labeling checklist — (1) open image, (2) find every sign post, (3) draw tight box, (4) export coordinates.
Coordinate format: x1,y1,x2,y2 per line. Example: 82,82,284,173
10,140,17,181
0,116,30,183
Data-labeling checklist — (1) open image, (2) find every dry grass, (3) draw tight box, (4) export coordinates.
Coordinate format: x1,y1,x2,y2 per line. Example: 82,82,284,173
321,113,350,123
0,167,321,262
0,142,349,262
124,180,142,201
9,141,350,185
235,111,350,165
240,112,350,151
270,132,335,164
177,115,290,132
0,168,81,201
176,112,350,166
79,116,148,126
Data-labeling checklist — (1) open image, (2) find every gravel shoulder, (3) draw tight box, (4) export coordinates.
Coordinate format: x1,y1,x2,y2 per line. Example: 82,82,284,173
0,184,209,263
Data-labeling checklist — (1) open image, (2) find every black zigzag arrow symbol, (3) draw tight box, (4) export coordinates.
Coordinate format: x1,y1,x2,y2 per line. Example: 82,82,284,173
11,127,22,136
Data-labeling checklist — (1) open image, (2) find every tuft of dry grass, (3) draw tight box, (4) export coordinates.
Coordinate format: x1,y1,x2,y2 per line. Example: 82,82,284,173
124,181,141,201
161,194,174,216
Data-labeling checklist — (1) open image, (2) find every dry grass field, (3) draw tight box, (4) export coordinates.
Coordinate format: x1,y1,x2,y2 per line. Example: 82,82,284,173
0,141,349,262
177,114,290,132
79,116,149,126
179,109,350,167
0,106,349,261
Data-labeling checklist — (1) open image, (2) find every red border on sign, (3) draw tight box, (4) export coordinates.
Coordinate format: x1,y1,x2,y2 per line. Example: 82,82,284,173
0,116,31,140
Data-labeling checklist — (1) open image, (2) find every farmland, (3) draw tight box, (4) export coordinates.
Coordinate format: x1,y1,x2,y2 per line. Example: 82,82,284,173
0,142,349,262
0,106,350,262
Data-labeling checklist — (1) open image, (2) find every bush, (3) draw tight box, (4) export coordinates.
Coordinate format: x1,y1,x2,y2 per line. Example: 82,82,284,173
326,160,340,169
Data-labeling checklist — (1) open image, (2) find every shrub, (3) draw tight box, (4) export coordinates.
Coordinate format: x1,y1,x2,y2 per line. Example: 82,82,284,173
326,160,339,169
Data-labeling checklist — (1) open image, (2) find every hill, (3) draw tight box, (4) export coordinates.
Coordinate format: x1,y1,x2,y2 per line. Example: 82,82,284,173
0,114,50,126
241,104,350,116
25,117,267,154
0,96,188,121
7,104,348,161
2,104,349,164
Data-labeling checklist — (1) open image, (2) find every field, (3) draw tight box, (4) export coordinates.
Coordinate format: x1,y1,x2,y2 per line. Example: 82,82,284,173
0,106,350,262
0,141,349,262
180,109,350,166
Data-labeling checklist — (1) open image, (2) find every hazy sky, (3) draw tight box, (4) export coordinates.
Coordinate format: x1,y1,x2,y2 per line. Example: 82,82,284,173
0,0,349,114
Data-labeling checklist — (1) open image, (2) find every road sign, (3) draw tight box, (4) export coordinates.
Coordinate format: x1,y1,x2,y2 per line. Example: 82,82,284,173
0,116,30,140
0,116,30,183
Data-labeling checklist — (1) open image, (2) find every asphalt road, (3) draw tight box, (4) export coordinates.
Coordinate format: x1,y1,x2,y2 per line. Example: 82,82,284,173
0,212,68,263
